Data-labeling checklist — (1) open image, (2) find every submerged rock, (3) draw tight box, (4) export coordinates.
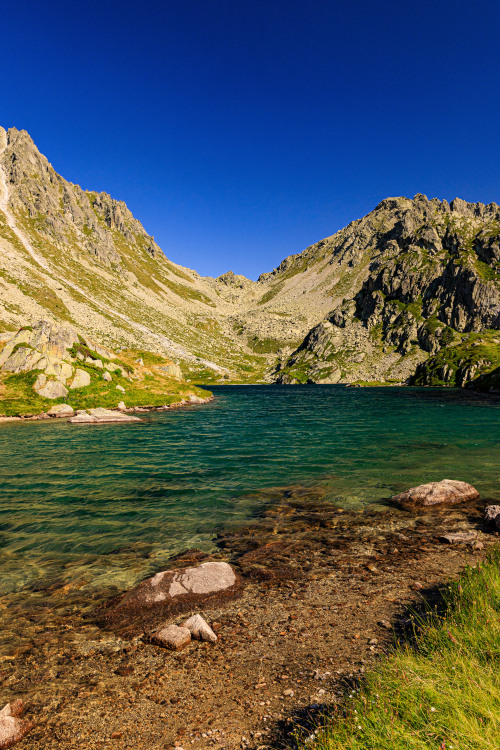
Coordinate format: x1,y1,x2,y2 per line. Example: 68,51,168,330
150,624,191,650
0,700,34,748
182,614,218,643
439,531,478,544
100,561,241,635
393,479,479,507
484,505,500,529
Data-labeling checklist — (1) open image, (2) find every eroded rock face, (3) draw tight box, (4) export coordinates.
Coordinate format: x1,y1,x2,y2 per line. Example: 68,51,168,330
100,561,242,635
393,479,479,507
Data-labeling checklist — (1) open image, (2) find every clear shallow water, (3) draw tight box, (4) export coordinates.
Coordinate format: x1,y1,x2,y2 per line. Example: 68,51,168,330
0,385,498,593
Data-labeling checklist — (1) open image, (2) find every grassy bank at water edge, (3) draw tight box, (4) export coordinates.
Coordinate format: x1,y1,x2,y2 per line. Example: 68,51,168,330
300,549,500,750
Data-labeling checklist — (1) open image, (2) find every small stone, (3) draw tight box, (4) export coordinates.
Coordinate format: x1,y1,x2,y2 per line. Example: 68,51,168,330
86,357,103,368
181,614,217,643
283,689,294,697
150,624,191,650
378,619,392,630
103,371,112,382
116,384,126,393
117,401,127,410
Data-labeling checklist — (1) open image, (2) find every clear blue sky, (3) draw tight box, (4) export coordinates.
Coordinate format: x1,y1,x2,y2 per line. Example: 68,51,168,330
2,0,499,279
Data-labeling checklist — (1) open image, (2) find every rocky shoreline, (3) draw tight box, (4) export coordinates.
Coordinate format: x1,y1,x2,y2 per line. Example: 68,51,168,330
0,482,498,749
0,395,214,424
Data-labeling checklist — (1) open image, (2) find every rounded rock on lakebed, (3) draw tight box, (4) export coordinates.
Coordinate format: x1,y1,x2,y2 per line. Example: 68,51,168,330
99,561,242,635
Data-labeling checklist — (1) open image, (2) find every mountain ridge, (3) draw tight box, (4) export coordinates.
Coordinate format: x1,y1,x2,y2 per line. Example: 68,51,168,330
0,126,498,387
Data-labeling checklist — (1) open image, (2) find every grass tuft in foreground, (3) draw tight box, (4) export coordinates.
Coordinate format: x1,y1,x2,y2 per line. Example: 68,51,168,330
300,550,500,750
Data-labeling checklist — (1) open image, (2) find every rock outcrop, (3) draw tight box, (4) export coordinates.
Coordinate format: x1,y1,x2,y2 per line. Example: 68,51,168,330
0,319,208,416
68,408,142,424
272,195,499,384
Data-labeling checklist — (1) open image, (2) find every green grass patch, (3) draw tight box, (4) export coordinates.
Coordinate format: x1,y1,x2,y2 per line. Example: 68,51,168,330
257,282,285,305
302,549,500,750
247,336,287,354
473,259,498,281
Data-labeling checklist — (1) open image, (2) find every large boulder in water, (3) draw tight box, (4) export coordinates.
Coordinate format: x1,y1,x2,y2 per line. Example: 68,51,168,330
393,479,479,508
100,561,242,635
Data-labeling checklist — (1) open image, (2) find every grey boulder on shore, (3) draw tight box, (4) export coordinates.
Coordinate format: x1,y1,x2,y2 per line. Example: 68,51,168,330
393,479,479,507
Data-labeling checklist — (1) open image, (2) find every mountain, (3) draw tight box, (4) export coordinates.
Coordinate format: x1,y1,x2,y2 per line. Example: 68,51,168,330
271,195,500,386
0,127,498,387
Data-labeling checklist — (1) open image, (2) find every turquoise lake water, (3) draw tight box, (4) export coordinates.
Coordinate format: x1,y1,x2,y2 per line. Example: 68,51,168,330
0,385,498,594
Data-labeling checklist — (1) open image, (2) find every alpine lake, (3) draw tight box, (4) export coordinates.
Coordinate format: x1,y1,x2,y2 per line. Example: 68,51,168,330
0,384,498,604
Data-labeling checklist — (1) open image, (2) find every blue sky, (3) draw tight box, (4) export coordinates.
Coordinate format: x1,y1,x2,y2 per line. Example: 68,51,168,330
2,0,499,279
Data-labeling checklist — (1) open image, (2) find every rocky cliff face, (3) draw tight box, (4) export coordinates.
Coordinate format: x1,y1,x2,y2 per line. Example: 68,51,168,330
0,127,498,386
273,195,500,384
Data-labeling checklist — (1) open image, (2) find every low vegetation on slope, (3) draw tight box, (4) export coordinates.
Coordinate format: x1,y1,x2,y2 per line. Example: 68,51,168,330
411,330,500,387
302,550,500,750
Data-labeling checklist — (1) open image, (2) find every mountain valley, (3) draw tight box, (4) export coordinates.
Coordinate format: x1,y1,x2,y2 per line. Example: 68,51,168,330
0,126,498,389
